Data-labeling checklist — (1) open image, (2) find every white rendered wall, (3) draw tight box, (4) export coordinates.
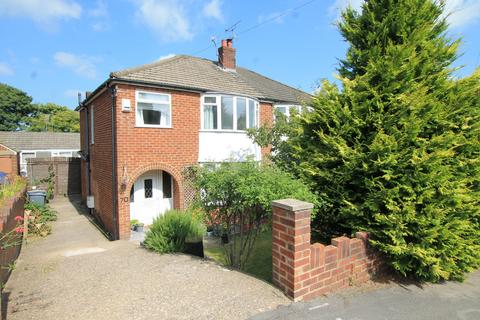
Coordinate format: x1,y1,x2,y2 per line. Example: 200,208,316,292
198,131,261,162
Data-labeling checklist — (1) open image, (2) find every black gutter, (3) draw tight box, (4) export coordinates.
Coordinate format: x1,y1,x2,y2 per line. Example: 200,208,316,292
109,84,119,240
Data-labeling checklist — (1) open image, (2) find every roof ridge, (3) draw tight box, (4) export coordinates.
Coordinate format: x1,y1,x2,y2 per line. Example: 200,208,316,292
111,55,185,77
237,67,312,99
111,55,222,78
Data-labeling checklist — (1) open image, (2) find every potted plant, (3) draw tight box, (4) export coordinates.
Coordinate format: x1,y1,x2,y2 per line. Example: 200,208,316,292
206,225,214,237
135,222,145,233
130,219,139,231
220,223,229,244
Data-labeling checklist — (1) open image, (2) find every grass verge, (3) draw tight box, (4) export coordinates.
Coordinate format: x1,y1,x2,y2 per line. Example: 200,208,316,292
204,229,273,283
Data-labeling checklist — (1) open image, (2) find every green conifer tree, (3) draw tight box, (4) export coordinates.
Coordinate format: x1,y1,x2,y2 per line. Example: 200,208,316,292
272,0,480,281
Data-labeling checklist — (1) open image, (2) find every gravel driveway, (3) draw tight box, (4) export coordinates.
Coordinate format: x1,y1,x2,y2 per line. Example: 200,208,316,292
3,197,289,320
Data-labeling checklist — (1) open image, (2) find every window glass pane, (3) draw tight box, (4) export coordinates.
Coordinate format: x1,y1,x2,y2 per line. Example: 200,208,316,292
138,102,170,126
276,106,287,115
221,96,233,130
204,96,216,103
138,92,169,102
248,100,256,128
236,98,246,130
130,185,134,203
22,152,35,164
142,108,161,125
203,105,217,129
163,172,172,198
144,179,153,198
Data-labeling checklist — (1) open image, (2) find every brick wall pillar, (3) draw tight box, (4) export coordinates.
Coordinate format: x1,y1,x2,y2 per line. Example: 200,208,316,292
272,199,313,301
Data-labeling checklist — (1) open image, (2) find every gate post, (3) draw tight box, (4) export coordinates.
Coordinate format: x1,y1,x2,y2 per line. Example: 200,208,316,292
271,199,313,301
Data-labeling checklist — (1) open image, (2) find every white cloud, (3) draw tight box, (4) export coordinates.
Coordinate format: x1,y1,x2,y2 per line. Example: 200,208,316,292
329,0,480,28
89,0,110,31
135,0,193,42
54,52,100,79
158,53,176,61
0,0,81,26
444,0,480,28
0,62,14,76
202,0,222,21
89,0,107,17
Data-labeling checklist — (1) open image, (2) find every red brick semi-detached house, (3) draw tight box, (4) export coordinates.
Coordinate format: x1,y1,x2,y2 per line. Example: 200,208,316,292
77,39,312,240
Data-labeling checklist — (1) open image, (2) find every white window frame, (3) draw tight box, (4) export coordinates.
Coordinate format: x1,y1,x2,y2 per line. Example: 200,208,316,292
51,151,74,157
135,90,172,128
274,104,302,121
90,105,94,144
200,94,259,132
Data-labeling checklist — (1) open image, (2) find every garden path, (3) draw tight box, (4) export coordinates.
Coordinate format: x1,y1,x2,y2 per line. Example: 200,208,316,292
3,196,289,320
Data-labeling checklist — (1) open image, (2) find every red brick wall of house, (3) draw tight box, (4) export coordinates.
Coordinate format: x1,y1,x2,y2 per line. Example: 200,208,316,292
84,82,275,240
260,102,273,157
272,199,383,301
114,84,201,239
0,144,18,176
86,90,115,238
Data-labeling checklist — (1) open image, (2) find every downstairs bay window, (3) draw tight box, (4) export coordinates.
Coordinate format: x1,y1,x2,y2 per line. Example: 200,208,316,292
202,94,259,131
136,91,171,127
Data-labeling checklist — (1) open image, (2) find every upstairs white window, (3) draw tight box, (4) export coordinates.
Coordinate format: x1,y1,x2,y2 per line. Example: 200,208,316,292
136,91,172,128
202,94,258,131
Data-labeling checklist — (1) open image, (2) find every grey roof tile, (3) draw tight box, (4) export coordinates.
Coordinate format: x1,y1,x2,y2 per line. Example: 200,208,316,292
0,131,80,151
110,55,311,104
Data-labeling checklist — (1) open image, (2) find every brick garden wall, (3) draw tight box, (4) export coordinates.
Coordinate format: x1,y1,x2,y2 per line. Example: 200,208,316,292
26,158,81,195
0,187,26,286
272,199,383,301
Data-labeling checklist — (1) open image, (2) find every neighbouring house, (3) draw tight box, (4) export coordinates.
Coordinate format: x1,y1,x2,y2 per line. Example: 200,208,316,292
0,131,80,177
77,38,311,240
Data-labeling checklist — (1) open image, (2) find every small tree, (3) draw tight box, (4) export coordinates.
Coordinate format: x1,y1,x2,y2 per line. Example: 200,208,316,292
0,83,34,131
194,160,318,269
27,103,80,133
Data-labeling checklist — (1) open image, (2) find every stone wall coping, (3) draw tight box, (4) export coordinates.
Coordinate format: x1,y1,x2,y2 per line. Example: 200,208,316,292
272,199,313,212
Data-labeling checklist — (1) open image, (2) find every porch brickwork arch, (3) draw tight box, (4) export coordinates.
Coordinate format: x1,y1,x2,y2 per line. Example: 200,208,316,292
117,162,185,239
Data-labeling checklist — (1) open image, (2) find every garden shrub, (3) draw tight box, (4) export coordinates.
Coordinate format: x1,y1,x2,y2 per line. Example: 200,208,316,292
143,209,205,254
0,176,26,206
193,160,319,269
24,202,57,237
249,0,480,281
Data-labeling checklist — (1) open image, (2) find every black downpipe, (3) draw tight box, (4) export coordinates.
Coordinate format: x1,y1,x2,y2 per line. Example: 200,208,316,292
85,108,92,214
109,85,119,240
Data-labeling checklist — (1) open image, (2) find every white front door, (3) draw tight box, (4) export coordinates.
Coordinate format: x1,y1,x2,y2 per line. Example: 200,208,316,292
130,170,173,225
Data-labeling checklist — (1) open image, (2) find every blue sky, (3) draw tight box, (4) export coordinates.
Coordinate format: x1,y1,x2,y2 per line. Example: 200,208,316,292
0,0,479,109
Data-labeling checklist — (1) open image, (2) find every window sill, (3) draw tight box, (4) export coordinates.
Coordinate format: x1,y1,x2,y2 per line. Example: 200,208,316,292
135,125,173,129
199,129,251,133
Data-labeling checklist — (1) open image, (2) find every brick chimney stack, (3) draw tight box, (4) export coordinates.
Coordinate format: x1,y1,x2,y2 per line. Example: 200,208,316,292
218,38,236,70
